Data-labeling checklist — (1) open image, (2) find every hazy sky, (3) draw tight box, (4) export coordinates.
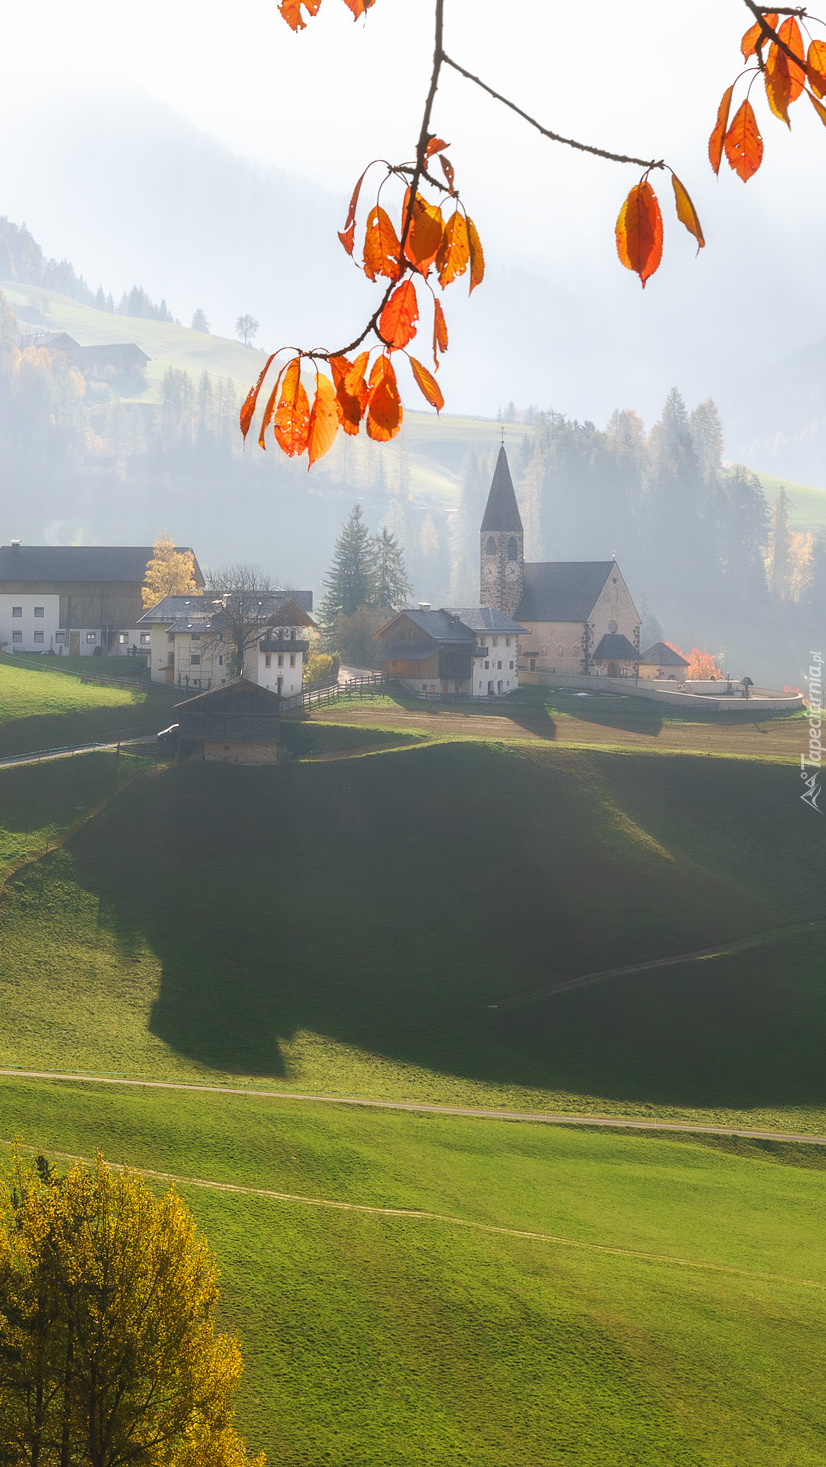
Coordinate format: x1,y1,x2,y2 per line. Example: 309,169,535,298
2,0,825,438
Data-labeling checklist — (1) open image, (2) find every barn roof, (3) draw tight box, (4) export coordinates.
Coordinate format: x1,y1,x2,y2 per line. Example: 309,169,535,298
174,678,281,714
516,562,614,622
0,544,201,586
480,447,523,533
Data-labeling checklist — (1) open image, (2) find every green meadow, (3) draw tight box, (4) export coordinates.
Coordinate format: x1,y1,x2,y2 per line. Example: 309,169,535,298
0,657,178,755
1,1078,824,1466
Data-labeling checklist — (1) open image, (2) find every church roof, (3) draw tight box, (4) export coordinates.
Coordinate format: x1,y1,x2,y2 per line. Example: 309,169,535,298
516,562,614,622
593,633,639,662
480,446,523,533
639,641,688,666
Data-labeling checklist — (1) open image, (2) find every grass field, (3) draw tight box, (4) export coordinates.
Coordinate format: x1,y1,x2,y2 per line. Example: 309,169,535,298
1,1077,824,1466
1,742,823,1132
0,657,178,755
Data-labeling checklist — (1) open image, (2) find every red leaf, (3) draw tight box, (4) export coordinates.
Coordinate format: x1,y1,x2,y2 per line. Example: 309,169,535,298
239,353,276,441
765,47,792,125
709,85,734,174
671,174,705,251
409,355,444,413
379,279,419,349
344,350,370,400
278,0,322,31
338,166,370,257
438,155,456,194
724,100,764,180
402,191,443,274
740,13,777,60
808,89,826,128
329,354,365,435
340,0,377,15
432,299,448,365
307,373,339,466
775,17,806,100
363,206,402,281
425,137,450,158
258,362,289,450
615,179,663,287
807,39,826,99
436,210,470,288
466,215,485,293
274,358,310,457
366,355,403,441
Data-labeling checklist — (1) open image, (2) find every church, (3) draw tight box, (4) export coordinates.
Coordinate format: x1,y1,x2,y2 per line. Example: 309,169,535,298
480,446,642,678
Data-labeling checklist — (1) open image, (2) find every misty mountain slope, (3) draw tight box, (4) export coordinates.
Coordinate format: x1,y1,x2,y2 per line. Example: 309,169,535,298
723,336,826,491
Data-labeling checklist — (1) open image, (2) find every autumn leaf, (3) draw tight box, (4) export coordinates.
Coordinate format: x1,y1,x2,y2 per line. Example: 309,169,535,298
439,154,456,194
433,299,448,364
329,354,366,435
615,179,663,287
363,206,402,281
307,373,339,466
402,192,443,274
765,48,793,124
466,215,485,293
258,362,289,449
379,279,419,349
274,357,311,456
344,350,370,401
808,39,826,99
708,85,734,174
808,90,826,128
671,173,705,251
338,166,370,256
425,137,450,158
340,0,377,16
278,0,323,32
239,354,276,441
773,17,806,100
366,354,403,441
740,12,777,59
724,99,764,180
436,210,470,287
409,355,444,412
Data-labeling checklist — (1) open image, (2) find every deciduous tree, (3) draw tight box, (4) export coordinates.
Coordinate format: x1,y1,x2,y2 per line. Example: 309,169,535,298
235,316,259,347
142,533,201,611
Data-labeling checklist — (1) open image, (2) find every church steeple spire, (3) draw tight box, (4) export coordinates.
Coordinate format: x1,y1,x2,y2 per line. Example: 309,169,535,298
480,447,524,616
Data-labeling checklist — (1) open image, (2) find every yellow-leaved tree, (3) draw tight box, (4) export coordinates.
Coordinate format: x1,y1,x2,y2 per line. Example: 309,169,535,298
0,1150,264,1467
141,534,201,611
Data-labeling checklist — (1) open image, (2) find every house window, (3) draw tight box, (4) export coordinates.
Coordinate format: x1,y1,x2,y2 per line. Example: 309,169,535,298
191,632,200,641
290,654,296,667
486,536,496,555
55,631,65,643
118,632,128,644
509,660,514,670
493,638,498,648
570,644,579,655
218,655,223,666
264,653,272,669
505,637,511,647
190,655,201,666
12,607,22,618
497,661,502,670
34,632,44,644
140,633,150,645
557,644,564,656
12,631,22,643
34,606,44,618
484,660,489,670
507,537,518,561
277,653,284,667
86,632,97,642
608,620,617,634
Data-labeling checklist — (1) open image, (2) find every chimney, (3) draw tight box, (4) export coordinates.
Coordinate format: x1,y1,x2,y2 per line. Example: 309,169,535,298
418,601,431,610
10,540,21,552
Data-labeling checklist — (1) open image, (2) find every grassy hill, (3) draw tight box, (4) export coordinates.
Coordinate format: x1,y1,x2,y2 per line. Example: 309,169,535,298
0,657,180,756
1,741,823,1132
2,1079,825,1466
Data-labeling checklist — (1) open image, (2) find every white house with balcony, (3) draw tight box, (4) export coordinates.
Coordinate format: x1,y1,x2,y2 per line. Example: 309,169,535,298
137,591,315,694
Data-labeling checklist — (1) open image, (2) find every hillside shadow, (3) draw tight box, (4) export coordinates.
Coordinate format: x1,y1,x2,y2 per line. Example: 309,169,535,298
552,693,665,737
63,752,826,1110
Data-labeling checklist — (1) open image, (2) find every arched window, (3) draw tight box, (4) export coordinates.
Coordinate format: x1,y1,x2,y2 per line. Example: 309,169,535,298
507,536,518,561
486,536,496,555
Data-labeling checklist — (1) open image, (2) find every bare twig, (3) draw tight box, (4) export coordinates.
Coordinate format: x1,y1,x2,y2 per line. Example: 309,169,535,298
741,0,810,70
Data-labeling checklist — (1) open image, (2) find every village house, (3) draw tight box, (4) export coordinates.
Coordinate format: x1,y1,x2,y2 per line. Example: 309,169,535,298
374,605,527,696
480,447,642,677
637,641,690,680
0,541,203,656
138,591,315,695
174,679,282,764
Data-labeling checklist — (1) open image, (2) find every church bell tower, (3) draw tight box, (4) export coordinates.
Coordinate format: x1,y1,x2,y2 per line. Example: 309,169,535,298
480,445,524,617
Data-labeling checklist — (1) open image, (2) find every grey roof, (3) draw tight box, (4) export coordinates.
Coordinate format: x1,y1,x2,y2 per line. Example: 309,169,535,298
138,591,314,630
447,607,527,635
174,678,281,713
639,641,688,666
0,544,197,585
137,595,212,625
593,633,639,661
516,562,614,622
394,609,477,644
481,447,523,533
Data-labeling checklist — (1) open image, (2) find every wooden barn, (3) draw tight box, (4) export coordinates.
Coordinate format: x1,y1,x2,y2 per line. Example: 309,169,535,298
174,679,281,764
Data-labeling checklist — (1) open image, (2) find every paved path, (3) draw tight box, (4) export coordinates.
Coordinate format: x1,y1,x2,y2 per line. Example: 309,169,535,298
0,738,152,770
1,1068,824,1147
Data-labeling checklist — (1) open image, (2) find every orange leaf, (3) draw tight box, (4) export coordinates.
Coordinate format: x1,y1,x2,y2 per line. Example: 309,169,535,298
438,154,456,194
740,13,777,59
765,47,792,125
615,180,663,287
339,166,370,257
466,215,485,293
724,99,764,180
258,362,289,450
329,354,365,435
671,173,705,251
808,90,826,127
433,299,448,365
402,192,443,274
363,206,402,281
307,373,339,466
379,279,419,349
436,210,470,288
774,17,806,99
278,0,322,31
340,0,377,15
240,353,276,441
425,137,450,158
274,358,310,457
708,85,734,174
409,355,444,413
343,350,370,401
808,39,826,99
366,355,403,441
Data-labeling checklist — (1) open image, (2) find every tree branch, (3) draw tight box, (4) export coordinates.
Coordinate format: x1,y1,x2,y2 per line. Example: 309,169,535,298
741,1,810,70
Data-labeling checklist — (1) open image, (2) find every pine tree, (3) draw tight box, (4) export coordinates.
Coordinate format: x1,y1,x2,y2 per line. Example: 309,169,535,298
321,503,379,625
191,307,211,333
373,526,412,610
764,487,794,599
